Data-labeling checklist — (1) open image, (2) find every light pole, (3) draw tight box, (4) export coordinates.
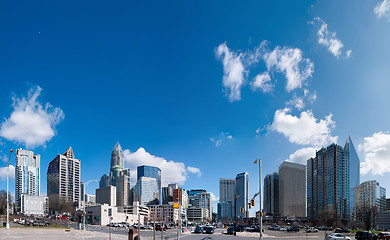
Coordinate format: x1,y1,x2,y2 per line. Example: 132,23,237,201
83,179,97,230
254,158,262,240
6,149,13,229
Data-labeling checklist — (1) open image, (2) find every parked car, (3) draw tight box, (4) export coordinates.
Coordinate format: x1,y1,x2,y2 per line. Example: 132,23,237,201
155,224,166,231
193,226,203,234
226,226,235,235
205,227,214,234
268,225,279,230
378,232,390,240
325,233,351,239
287,226,300,232
355,231,378,240
306,227,319,233
29,218,50,227
335,228,350,233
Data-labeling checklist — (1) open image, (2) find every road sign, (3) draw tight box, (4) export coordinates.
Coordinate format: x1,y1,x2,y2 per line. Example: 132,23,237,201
173,203,179,209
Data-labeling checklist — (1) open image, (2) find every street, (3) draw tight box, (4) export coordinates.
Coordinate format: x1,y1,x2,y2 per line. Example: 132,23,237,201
0,227,351,240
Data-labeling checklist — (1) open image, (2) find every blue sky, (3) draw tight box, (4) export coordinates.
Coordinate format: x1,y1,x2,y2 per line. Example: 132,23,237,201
1,0,390,214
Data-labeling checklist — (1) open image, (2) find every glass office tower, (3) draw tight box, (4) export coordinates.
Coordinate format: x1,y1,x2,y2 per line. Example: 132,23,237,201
235,172,249,219
137,165,161,204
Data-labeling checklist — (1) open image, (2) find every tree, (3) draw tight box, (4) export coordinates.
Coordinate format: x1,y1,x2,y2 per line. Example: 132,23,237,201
0,190,13,215
355,205,378,232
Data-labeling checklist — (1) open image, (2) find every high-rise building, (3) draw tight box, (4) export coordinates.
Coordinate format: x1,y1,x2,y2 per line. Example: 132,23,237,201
173,187,189,219
279,161,306,218
386,198,390,211
187,189,212,219
235,172,249,219
307,143,350,220
162,186,174,204
134,177,159,206
137,165,161,204
47,147,81,206
263,172,279,216
219,178,235,220
15,149,41,210
345,137,360,190
218,202,233,222
99,174,109,188
352,180,386,223
99,143,131,207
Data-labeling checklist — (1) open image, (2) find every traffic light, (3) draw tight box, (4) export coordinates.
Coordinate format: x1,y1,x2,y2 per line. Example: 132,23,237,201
260,212,263,217
251,199,255,207
249,203,251,209
240,208,244,214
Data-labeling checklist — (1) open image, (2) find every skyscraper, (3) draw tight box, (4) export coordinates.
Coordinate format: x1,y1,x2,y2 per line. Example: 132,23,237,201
137,165,161,204
279,161,306,218
134,176,159,206
307,143,350,220
219,178,235,220
98,142,131,207
235,172,249,219
263,172,279,216
47,147,81,206
345,137,360,190
15,149,41,209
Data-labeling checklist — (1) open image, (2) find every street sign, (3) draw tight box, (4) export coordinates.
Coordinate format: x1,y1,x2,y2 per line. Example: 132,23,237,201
173,203,179,209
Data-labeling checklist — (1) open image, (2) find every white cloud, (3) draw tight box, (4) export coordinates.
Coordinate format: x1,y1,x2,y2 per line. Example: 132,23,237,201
0,165,15,181
187,166,202,177
0,86,64,148
287,94,305,110
346,50,352,59
251,72,274,93
215,43,247,102
215,41,314,100
123,147,201,186
310,17,349,58
359,132,390,175
286,147,316,165
210,192,219,202
269,108,337,148
262,45,314,92
210,132,233,147
374,0,390,19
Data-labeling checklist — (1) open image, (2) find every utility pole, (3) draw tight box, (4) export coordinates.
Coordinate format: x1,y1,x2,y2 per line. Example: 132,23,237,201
254,158,263,240
234,194,239,236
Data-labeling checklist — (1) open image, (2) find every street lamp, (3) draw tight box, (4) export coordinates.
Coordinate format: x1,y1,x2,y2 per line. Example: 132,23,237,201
254,158,262,240
6,149,13,229
83,179,97,230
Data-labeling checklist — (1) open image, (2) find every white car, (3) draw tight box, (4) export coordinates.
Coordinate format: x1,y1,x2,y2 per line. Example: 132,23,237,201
306,227,319,233
325,233,351,240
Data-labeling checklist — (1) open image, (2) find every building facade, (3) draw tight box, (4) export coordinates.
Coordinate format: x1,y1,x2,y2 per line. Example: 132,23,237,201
279,161,306,218
149,202,179,223
235,172,249,219
263,172,279,216
134,176,159,206
137,165,161,204
96,185,116,207
20,194,48,216
307,142,353,221
218,202,233,222
219,178,235,220
47,147,81,207
15,149,41,210
352,180,386,223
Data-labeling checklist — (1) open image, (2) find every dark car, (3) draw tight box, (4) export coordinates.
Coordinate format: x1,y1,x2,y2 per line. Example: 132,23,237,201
226,226,235,235
335,228,350,233
378,232,390,240
193,227,202,234
287,226,300,232
355,231,378,240
155,224,166,231
205,227,214,234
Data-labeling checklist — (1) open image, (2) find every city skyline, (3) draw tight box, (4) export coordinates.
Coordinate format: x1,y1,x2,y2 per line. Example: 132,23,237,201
1,0,390,219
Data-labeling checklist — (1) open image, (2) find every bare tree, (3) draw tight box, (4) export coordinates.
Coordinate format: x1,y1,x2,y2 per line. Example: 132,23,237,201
0,190,13,215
